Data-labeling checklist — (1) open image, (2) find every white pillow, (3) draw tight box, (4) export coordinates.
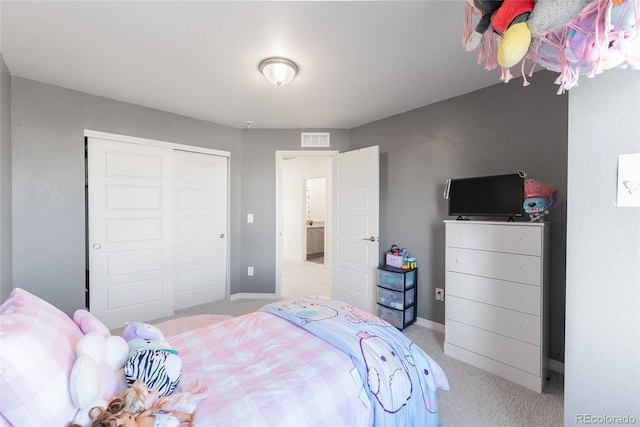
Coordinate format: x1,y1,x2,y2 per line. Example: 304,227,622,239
0,288,83,426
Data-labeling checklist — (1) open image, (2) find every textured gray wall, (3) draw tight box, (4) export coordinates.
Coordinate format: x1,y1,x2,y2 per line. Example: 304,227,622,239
0,55,12,302
11,77,242,315
238,129,349,293
564,70,639,424
349,70,568,362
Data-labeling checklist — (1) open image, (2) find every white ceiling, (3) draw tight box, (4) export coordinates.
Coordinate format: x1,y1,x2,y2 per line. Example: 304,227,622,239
1,1,507,129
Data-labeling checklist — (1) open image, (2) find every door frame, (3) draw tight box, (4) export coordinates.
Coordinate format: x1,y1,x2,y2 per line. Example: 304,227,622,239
84,130,232,307
275,150,337,298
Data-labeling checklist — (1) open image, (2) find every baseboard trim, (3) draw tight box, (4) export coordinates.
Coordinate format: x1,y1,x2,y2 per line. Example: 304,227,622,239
229,292,278,301
416,316,445,334
549,358,564,374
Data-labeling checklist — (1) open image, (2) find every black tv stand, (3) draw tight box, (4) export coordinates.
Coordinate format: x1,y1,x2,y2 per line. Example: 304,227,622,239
507,216,516,222
455,216,471,221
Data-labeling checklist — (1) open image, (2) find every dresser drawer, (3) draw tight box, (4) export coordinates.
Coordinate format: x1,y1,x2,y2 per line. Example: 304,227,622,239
446,295,540,345
445,271,540,315
446,222,542,256
446,247,541,285
446,319,540,375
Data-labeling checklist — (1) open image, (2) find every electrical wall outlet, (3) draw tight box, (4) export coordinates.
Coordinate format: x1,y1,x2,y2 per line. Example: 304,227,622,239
247,266,254,276
435,288,445,301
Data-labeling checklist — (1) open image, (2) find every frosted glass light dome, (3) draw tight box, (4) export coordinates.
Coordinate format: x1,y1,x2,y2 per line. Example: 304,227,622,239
259,57,298,86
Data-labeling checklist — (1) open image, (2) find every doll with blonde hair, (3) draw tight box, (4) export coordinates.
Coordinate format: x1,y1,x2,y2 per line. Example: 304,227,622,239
122,380,208,416
87,397,196,427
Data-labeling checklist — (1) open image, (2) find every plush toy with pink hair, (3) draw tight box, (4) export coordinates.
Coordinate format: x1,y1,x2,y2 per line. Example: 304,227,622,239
523,179,561,222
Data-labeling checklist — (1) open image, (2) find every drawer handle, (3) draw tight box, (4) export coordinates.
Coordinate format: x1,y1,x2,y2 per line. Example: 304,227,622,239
455,258,464,264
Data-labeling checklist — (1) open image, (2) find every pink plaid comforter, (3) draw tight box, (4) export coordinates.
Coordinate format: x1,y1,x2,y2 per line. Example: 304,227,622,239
166,311,373,426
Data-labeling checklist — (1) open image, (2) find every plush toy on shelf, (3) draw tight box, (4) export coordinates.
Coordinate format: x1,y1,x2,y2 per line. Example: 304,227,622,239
523,179,561,222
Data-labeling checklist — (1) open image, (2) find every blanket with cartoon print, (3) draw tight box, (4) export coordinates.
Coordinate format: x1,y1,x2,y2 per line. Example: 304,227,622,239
260,298,450,427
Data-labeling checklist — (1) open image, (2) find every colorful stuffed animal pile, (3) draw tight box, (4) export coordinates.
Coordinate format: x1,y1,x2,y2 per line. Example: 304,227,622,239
69,316,188,426
463,0,640,91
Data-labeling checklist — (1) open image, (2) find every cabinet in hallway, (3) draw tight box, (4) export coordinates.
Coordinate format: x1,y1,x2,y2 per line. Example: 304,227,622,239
306,226,324,258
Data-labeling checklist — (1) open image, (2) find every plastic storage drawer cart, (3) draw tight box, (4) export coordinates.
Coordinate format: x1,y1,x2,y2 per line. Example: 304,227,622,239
376,266,417,329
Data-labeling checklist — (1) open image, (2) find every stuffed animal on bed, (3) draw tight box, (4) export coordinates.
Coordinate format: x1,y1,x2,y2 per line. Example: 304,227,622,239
68,321,130,427
121,322,184,397
122,321,165,342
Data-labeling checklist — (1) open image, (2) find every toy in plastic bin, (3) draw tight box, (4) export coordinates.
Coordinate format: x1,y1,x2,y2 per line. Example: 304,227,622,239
405,257,417,270
386,244,404,268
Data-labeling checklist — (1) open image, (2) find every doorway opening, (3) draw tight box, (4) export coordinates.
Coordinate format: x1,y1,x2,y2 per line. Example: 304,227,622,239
275,151,337,299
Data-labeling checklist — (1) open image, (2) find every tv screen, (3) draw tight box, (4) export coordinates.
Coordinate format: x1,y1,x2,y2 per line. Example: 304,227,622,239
447,173,524,219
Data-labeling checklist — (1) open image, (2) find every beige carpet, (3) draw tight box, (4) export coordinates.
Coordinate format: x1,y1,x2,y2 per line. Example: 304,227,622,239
402,324,564,426
154,314,232,337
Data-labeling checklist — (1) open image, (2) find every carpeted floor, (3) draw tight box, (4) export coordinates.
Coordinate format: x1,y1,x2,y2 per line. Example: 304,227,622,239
402,324,564,426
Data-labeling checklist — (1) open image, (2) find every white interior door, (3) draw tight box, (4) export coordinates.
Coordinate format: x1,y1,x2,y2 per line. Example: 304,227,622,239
173,150,227,309
88,138,174,329
331,146,379,313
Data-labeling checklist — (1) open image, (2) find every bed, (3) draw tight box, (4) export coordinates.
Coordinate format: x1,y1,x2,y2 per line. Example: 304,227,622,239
0,288,449,427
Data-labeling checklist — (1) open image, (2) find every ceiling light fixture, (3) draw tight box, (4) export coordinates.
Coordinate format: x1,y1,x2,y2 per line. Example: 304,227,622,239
259,57,298,86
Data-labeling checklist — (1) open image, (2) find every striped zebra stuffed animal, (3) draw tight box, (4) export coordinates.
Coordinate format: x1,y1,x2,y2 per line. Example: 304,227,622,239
123,349,182,397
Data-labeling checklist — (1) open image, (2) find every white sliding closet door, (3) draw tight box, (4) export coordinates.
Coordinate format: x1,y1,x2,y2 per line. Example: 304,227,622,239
173,150,227,309
88,133,229,329
88,138,174,329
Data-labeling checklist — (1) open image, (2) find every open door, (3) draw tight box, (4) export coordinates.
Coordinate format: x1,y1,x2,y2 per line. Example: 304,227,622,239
331,146,379,313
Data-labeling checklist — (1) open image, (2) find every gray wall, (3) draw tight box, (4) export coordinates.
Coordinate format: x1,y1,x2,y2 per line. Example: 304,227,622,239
10,77,242,315
564,70,640,423
0,55,12,302
349,70,568,362
238,129,349,293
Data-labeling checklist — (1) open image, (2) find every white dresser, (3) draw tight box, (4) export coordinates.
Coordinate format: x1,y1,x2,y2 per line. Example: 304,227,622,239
444,220,550,392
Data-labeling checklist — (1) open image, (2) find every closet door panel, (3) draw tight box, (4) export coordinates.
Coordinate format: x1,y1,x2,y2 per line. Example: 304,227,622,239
174,151,228,309
88,138,174,330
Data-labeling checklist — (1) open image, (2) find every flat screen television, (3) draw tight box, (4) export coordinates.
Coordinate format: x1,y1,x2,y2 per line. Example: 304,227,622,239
446,173,525,220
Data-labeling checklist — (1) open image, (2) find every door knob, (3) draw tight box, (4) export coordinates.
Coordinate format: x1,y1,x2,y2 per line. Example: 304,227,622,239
92,243,102,250
219,234,225,239
362,236,376,242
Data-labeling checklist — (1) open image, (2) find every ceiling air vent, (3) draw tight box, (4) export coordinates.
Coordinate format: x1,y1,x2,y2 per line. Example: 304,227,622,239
301,132,330,148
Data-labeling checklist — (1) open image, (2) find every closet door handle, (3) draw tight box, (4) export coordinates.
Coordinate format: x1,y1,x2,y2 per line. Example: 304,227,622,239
219,234,225,239
92,243,102,250
362,236,376,242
